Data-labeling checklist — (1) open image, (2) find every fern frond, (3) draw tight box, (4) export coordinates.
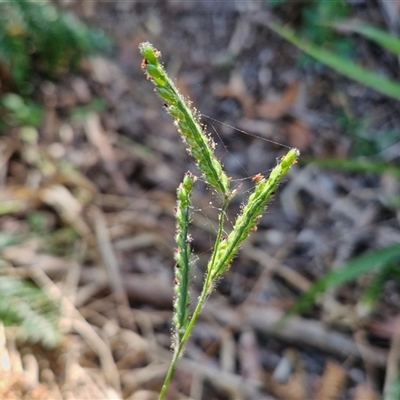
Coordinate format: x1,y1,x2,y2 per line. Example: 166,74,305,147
0,276,62,348
0,0,111,88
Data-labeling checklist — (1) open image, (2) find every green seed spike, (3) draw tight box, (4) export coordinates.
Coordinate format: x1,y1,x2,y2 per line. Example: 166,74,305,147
139,42,230,197
173,172,196,346
208,148,299,280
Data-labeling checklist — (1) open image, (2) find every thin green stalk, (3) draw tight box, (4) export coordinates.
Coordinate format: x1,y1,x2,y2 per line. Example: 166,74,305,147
159,196,229,400
205,197,230,290
158,282,211,400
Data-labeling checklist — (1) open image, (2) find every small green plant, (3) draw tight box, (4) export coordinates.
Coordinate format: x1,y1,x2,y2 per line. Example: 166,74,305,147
0,275,61,348
1,93,43,128
0,0,111,134
139,42,299,399
0,0,111,92
266,0,354,65
300,0,353,58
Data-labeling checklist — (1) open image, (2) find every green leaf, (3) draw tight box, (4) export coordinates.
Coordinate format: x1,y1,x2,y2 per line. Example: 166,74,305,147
331,20,400,56
0,0,111,90
310,157,400,179
0,276,62,348
71,98,106,120
360,262,397,309
270,22,400,102
290,244,400,314
1,94,43,127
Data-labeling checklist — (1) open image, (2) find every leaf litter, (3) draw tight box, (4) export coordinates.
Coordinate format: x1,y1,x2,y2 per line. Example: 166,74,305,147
0,1,399,399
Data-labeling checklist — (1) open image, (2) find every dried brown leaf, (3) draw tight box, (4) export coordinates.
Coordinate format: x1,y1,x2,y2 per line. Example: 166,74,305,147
271,373,308,400
213,71,255,118
315,360,347,400
256,81,300,120
351,384,379,400
285,118,312,151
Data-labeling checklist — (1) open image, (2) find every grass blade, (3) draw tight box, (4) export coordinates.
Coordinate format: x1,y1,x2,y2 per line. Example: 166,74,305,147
0,276,61,348
290,244,400,314
331,20,400,56
310,157,400,179
270,23,400,102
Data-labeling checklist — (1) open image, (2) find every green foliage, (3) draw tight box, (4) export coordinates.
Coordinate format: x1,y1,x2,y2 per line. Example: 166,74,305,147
386,377,400,400
0,1,111,134
70,97,106,120
387,194,400,210
27,212,50,233
270,22,400,102
294,154,400,316
335,96,400,158
1,93,43,128
0,0,111,92
265,3,400,158
0,275,62,348
330,20,400,56
301,0,352,53
41,227,80,256
266,0,354,64
360,262,399,311
289,244,400,315
269,12,400,163
265,0,286,7
311,157,400,180
0,232,26,251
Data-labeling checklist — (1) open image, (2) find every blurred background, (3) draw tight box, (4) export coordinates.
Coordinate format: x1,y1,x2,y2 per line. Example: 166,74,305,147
0,1,400,399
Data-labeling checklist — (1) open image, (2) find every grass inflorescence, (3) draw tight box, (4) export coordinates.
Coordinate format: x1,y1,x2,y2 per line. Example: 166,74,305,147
140,42,230,197
173,171,196,345
139,41,299,400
